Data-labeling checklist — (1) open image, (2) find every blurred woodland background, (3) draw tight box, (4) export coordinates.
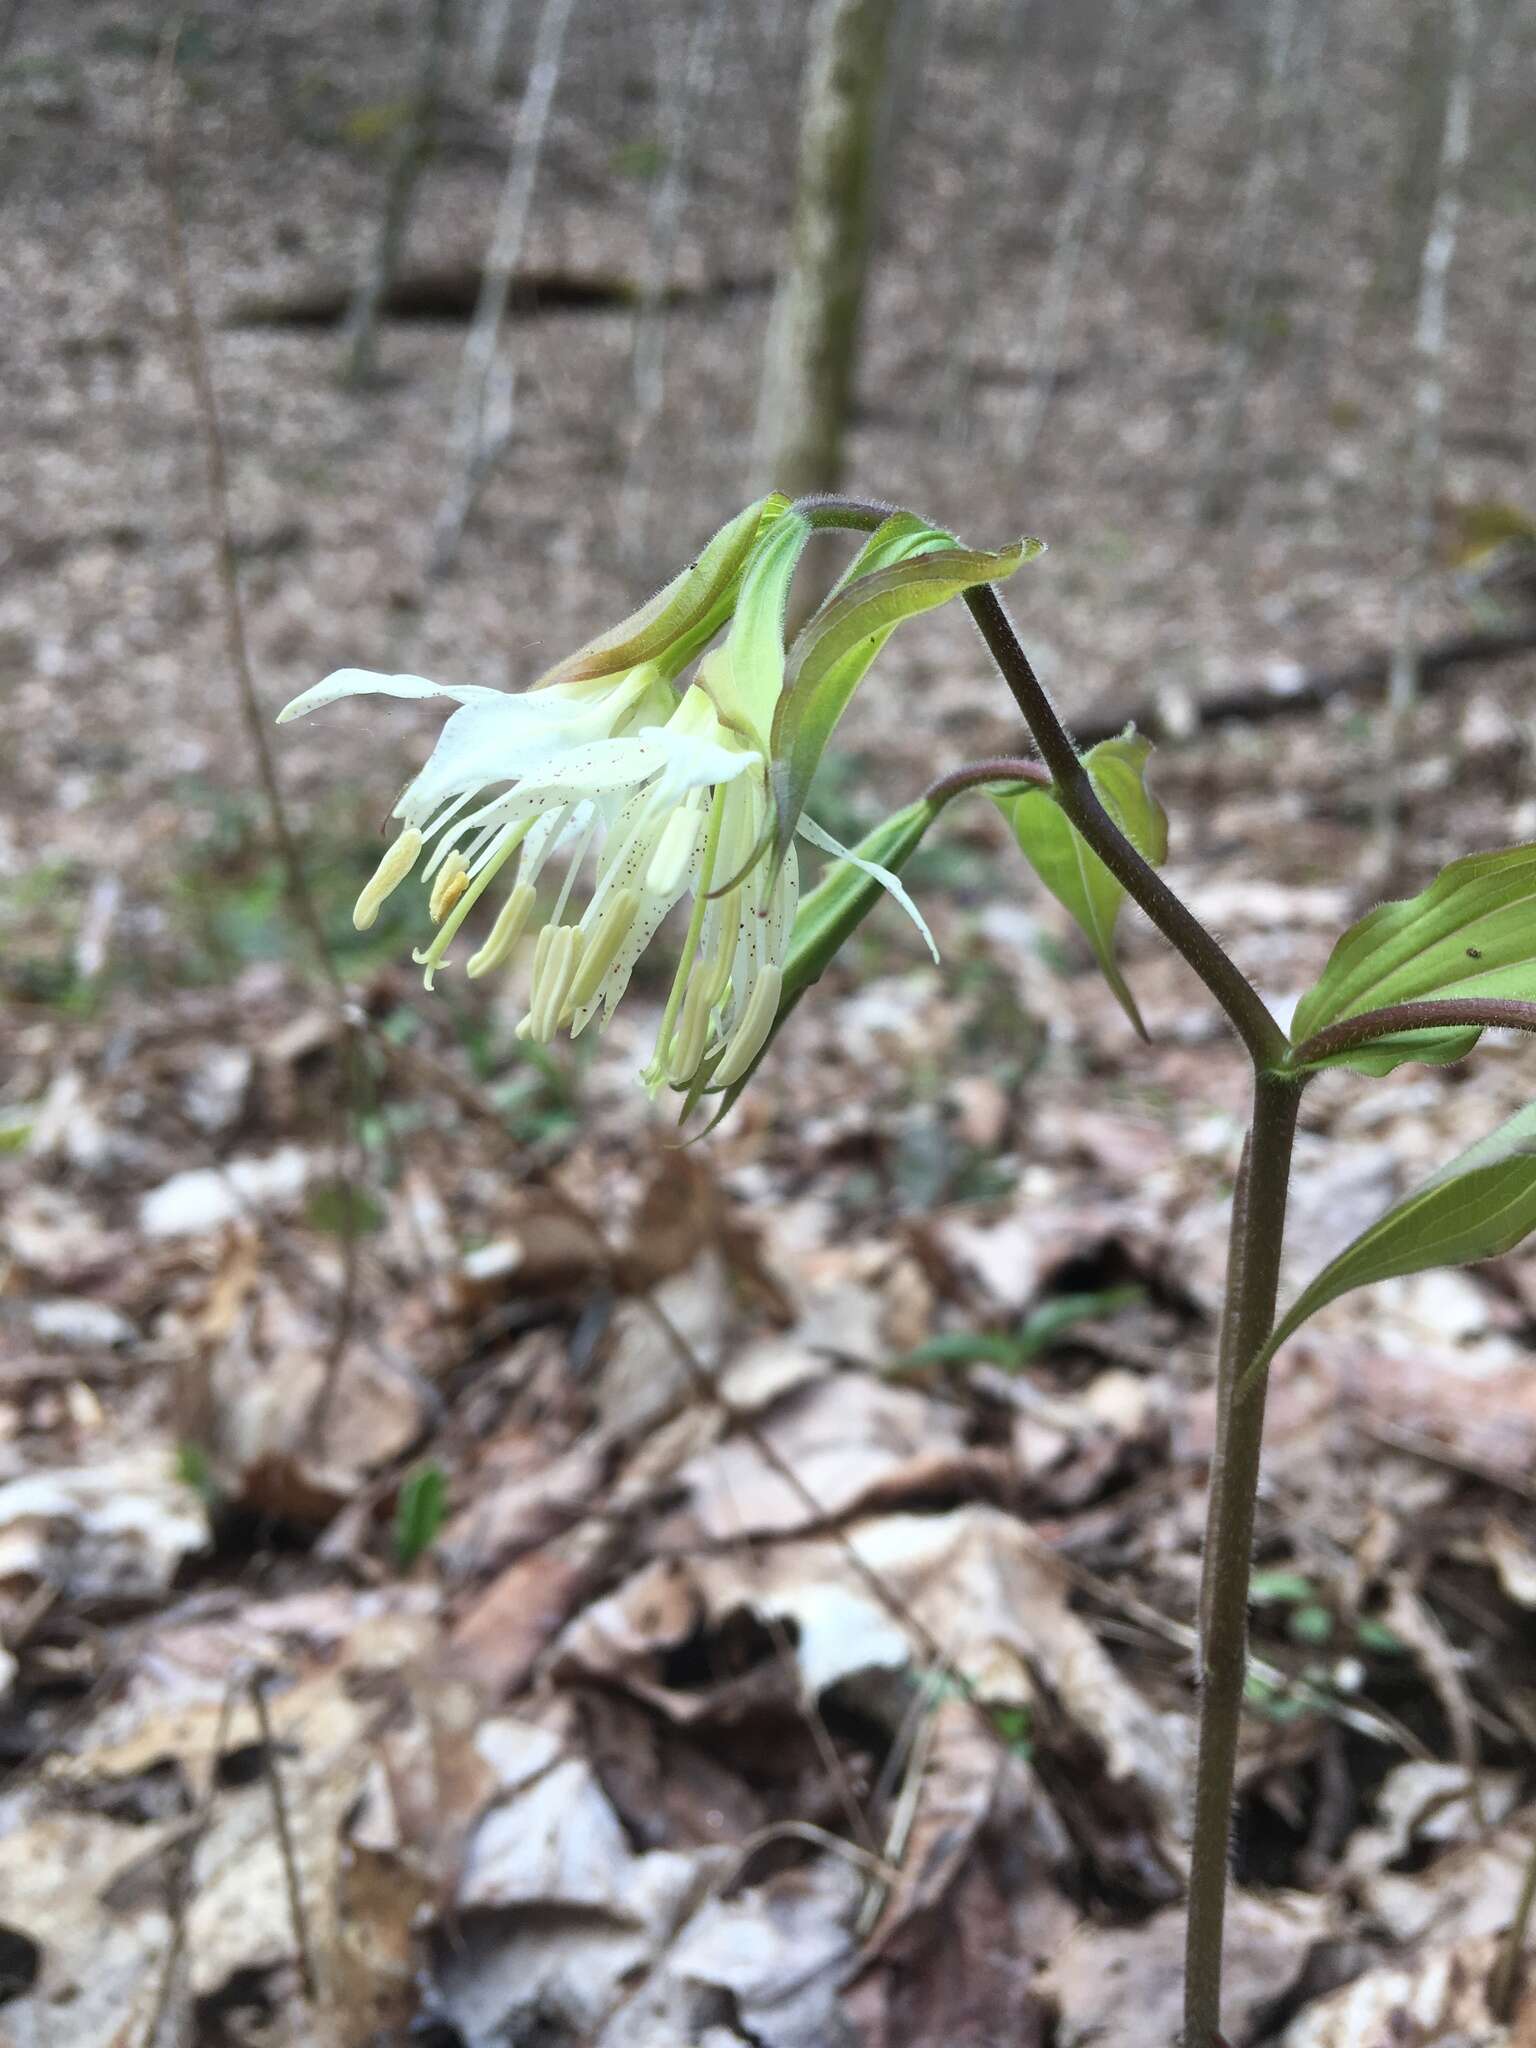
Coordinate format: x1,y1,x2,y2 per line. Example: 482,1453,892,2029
5,3,1536,2045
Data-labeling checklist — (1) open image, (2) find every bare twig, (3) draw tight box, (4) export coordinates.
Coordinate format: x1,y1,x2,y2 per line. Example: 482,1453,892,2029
1384,1573,1484,1827
1193,0,1301,525
940,0,1035,439
430,0,578,574
1008,0,1146,471
151,26,369,1443
1386,0,1481,720
724,1821,897,1893
1490,1825,1536,2021
1058,622,1536,751
473,0,518,90
138,1681,241,2048
618,0,727,554
152,35,343,1000
249,1670,319,2002
342,0,455,387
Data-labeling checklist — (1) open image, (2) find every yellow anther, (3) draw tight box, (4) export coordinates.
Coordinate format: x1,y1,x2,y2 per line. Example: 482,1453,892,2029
529,925,582,1041
566,888,641,1012
353,827,423,931
428,854,470,923
666,971,715,1087
467,881,537,979
711,965,782,1087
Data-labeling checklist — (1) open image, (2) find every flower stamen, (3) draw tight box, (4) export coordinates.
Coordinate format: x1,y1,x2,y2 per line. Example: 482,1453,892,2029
711,963,782,1086
428,854,470,923
466,880,537,979
354,827,423,931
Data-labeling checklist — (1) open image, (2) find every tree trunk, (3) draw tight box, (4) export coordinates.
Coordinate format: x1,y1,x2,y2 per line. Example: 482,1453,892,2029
752,0,904,498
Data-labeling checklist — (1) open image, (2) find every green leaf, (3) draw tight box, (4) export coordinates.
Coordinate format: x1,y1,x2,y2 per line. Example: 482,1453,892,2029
1252,1098,1536,1380
769,536,1042,861
1289,1604,1335,1647
681,794,942,1128
535,495,789,690
704,508,814,742
174,1440,221,1508
1290,844,1536,1075
887,1286,1143,1377
995,730,1168,1036
394,1463,447,1570
1248,1570,1317,1606
1013,1283,1144,1358
304,1179,385,1238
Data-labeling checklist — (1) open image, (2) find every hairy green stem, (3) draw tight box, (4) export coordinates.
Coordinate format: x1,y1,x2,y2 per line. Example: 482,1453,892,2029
1289,995,1536,1068
1185,1072,1302,2048
923,756,1052,804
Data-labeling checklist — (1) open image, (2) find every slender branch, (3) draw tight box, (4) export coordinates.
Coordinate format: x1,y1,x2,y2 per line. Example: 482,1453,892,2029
430,0,578,573
154,29,368,1439
1290,997,1536,1068
342,0,454,387
153,33,342,1002
1185,1073,1302,2048
922,756,1052,804
249,1671,318,2001
1490,1825,1536,2020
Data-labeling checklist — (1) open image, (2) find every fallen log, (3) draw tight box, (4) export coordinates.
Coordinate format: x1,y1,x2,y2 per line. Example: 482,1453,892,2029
1072,622,1536,748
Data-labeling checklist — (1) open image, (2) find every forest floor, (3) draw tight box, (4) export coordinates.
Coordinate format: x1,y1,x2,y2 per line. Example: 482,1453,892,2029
5,4,1536,2046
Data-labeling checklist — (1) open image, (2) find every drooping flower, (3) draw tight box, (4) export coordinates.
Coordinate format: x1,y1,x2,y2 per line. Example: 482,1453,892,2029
272,497,1021,1105
276,653,928,1099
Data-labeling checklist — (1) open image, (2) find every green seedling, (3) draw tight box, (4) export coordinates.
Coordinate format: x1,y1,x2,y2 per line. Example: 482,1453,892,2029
891,1284,1144,1376
393,1463,447,1571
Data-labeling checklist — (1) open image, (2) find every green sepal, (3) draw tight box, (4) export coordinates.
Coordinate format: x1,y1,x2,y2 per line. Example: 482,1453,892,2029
994,729,1168,1037
704,507,815,744
826,510,962,590
768,535,1042,866
680,794,942,1133
534,494,789,690
1247,1098,1536,1389
1288,843,1536,1076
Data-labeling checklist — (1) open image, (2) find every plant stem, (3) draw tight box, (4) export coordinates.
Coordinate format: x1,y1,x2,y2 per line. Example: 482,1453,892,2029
792,494,1290,1069
965,584,1289,1069
793,489,1307,2037
1185,1071,1302,2048
923,756,1052,803
1289,995,1536,1068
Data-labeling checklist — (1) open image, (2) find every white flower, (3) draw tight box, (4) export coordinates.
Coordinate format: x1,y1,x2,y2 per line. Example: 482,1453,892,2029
278,656,935,1099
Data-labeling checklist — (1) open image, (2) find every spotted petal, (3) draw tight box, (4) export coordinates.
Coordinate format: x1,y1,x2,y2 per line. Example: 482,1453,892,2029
276,667,505,724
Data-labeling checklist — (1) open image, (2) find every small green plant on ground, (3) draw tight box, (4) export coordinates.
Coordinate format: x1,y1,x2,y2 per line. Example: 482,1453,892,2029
279,492,1536,2046
393,1463,448,1571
